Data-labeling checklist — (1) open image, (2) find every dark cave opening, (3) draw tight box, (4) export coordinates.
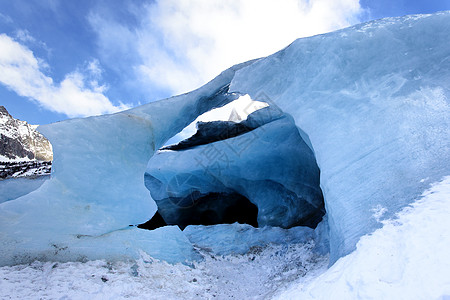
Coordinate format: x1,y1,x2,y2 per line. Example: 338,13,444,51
137,211,167,230
138,192,258,231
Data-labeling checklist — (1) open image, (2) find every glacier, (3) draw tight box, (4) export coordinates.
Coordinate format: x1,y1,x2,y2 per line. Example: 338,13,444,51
0,12,449,267
0,177,448,299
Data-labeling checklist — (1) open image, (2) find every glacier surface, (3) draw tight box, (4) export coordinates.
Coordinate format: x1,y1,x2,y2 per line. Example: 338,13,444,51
0,12,449,266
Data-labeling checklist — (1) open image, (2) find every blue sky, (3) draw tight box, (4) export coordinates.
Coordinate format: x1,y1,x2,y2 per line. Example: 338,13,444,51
0,0,448,125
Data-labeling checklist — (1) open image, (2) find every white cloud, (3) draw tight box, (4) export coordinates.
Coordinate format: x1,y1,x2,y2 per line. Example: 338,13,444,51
90,0,362,95
0,34,129,118
0,12,13,24
14,29,52,59
15,29,36,43
86,59,103,80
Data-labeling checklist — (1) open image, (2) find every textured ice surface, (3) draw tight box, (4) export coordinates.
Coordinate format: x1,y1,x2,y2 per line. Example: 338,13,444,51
184,223,315,255
0,62,252,266
230,12,450,263
145,106,324,229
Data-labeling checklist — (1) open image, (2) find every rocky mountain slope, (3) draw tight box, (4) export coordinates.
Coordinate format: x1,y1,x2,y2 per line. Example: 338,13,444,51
0,106,52,179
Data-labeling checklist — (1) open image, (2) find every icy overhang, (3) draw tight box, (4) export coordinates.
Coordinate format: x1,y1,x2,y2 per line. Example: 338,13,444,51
145,106,324,230
0,61,254,266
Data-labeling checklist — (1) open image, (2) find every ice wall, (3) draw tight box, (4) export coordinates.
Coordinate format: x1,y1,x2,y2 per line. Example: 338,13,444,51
230,12,450,263
0,61,252,266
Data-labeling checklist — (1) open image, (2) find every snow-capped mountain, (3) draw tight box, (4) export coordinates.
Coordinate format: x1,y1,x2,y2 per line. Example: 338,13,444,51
0,105,52,162
0,106,52,179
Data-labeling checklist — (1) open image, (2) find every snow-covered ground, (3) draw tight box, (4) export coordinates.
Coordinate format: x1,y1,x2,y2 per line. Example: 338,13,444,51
275,176,450,300
0,241,328,299
1,176,449,299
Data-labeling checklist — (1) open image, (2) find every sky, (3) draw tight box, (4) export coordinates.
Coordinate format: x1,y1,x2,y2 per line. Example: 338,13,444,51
0,0,449,125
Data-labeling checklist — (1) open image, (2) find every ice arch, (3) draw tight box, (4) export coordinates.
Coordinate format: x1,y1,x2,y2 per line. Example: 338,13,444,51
0,62,253,266
0,12,448,266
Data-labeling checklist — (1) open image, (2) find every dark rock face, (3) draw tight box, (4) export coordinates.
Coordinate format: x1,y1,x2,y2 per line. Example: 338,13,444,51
0,106,53,179
0,106,10,116
0,134,34,160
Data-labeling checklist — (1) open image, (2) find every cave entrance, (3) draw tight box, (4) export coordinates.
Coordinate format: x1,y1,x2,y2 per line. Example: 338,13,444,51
138,192,258,230
139,91,325,235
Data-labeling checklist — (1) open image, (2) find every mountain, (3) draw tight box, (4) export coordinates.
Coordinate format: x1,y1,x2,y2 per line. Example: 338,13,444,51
0,106,52,179
0,106,53,162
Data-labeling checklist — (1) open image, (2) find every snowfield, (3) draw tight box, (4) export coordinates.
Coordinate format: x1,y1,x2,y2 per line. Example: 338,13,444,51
275,176,450,300
1,176,449,299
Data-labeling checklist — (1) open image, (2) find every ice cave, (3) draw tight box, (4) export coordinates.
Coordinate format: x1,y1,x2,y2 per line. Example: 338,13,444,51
143,104,325,231
0,12,449,271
